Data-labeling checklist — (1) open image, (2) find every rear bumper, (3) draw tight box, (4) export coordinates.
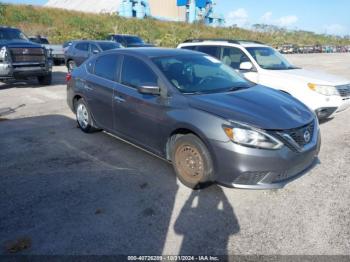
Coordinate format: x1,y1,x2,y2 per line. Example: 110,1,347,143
210,130,321,190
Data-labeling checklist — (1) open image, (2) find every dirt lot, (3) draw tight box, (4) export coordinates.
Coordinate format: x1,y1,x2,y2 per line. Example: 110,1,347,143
0,53,349,256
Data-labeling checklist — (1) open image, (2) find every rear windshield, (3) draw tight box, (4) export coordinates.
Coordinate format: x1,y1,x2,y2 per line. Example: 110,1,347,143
29,37,49,44
98,42,121,51
124,36,144,44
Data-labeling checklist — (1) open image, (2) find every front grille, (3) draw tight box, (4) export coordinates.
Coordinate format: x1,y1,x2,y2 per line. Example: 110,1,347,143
9,47,46,63
336,84,350,98
275,121,315,151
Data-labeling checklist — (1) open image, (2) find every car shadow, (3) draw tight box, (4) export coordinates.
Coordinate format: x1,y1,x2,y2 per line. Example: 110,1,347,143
174,186,240,255
0,114,241,255
0,70,67,90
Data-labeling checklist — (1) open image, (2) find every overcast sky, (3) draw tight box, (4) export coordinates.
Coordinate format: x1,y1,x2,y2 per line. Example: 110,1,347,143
3,0,350,36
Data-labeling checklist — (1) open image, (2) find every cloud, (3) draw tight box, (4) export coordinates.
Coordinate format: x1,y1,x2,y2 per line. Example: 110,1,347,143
261,12,272,23
226,8,249,27
260,12,298,27
277,15,298,26
323,24,348,36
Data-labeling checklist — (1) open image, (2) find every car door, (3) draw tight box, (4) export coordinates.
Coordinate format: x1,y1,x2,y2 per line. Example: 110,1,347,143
221,46,259,83
84,54,121,131
112,55,166,153
74,42,90,66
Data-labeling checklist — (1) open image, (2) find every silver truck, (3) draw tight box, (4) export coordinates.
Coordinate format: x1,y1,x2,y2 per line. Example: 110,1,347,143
0,27,52,85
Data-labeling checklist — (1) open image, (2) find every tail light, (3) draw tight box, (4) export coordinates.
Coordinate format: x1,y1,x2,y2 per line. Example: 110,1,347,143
65,72,72,82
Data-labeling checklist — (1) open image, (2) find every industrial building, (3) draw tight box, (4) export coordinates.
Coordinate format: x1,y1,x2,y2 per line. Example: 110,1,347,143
45,0,225,27
119,0,225,26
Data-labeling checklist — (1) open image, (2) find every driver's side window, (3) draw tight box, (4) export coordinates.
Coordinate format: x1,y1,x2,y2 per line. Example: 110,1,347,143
121,56,158,88
221,47,251,69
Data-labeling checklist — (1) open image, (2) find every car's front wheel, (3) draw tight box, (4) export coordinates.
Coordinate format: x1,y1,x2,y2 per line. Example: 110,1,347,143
75,98,97,133
171,134,215,189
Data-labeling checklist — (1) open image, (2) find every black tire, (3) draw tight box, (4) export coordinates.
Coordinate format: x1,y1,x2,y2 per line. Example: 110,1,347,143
54,59,62,66
171,134,215,189
67,60,76,72
37,73,52,85
75,98,97,133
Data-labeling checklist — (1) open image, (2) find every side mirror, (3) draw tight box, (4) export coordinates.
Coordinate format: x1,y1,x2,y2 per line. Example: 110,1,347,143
92,49,100,54
239,61,254,71
138,85,160,95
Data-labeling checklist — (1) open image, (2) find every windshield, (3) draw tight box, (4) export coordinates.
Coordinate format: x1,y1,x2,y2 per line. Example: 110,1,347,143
153,54,253,94
124,36,144,44
246,47,298,70
98,42,121,51
0,28,28,41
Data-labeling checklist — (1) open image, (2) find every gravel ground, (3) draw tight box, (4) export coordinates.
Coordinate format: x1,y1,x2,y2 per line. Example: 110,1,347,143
0,53,349,256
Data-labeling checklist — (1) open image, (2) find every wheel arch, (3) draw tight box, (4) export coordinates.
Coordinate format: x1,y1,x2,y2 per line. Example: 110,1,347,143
165,126,218,172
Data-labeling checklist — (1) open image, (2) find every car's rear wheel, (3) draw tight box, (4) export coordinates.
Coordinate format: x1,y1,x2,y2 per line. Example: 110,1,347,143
75,98,96,133
37,73,52,85
171,134,214,189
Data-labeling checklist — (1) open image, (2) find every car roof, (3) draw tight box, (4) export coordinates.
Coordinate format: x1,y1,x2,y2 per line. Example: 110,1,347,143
72,40,117,44
0,26,18,29
181,39,269,48
109,34,139,37
105,48,202,58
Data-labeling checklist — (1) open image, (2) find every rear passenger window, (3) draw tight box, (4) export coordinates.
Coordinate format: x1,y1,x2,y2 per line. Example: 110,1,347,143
196,46,221,59
94,55,119,81
121,56,157,88
75,43,89,51
222,47,251,69
181,46,197,50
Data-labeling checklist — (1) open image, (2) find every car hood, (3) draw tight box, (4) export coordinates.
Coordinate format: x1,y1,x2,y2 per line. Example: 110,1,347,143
188,85,314,130
264,68,349,85
0,40,43,49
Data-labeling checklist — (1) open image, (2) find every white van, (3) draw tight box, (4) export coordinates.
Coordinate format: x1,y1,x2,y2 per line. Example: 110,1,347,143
178,39,350,119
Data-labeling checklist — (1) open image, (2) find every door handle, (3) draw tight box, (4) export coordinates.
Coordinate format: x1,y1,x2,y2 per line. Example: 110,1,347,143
114,95,125,103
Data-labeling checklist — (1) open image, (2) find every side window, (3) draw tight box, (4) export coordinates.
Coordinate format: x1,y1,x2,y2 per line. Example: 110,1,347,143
181,45,196,50
94,55,119,81
196,46,221,59
222,47,251,69
116,36,123,43
121,56,158,88
90,44,100,54
75,42,89,51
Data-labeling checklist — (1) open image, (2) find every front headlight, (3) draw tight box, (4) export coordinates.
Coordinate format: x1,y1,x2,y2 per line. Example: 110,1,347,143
0,46,9,62
308,83,339,96
223,122,283,150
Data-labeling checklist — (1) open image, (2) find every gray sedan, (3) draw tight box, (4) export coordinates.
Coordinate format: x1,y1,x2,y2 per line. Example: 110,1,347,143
64,40,122,71
66,48,321,189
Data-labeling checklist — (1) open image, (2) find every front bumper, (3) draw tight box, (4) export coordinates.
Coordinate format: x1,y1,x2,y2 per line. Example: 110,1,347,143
335,97,350,114
0,61,52,79
211,130,321,190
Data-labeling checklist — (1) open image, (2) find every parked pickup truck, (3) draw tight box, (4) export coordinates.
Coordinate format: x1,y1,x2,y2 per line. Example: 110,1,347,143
29,35,65,65
0,27,52,85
